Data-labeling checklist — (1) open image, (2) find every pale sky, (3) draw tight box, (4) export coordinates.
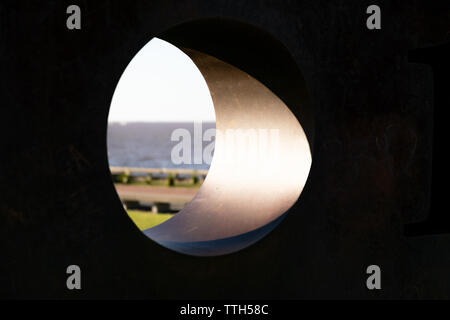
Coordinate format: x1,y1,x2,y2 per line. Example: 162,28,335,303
108,38,216,123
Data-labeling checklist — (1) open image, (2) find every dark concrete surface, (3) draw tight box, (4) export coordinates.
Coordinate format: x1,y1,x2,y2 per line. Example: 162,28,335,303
0,0,449,299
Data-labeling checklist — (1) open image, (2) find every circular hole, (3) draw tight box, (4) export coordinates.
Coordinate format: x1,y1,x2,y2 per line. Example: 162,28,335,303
108,20,313,256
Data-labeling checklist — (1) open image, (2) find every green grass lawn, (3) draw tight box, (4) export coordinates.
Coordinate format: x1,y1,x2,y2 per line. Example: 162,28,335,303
126,210,174,230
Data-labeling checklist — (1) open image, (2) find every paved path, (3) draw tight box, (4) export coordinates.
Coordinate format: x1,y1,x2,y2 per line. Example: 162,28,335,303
114,184,198,205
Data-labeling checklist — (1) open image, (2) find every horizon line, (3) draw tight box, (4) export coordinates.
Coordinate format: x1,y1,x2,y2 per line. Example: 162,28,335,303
108,120,216,124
